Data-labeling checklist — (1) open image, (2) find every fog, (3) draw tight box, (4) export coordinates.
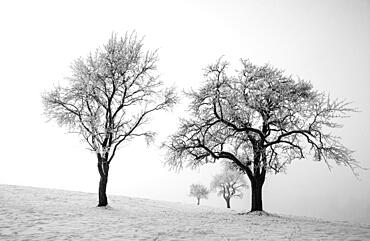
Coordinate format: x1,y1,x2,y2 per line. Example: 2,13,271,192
0,0,369,223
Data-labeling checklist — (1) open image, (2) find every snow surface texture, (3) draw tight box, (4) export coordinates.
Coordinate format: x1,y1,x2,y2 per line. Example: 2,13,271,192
1,185,369,240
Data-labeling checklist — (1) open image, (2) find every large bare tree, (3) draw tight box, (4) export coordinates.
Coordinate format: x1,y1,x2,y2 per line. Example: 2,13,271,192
164,58,357,212
210,168,248,208
43,32,176,206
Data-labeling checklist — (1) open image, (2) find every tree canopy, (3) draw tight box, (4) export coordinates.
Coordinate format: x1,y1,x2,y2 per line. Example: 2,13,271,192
43,32,176,164
211,168,247,199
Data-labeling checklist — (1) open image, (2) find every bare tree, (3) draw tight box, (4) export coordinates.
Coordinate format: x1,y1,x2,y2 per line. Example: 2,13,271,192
189,184,209,205
43,32,176,207
210,168,248,208
164,58,358,212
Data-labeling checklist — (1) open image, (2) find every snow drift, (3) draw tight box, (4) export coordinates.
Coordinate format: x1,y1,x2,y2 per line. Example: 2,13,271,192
0,184,369,240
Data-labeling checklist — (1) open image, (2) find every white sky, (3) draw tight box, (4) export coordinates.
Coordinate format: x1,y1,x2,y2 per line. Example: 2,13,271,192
0,0,369,223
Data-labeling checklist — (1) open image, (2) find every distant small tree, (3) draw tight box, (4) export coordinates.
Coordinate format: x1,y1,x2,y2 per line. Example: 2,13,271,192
211,168,248,208
190,184,209,205
43,32,176,207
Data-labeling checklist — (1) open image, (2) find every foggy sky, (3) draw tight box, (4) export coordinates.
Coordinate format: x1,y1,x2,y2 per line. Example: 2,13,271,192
0,0,369,223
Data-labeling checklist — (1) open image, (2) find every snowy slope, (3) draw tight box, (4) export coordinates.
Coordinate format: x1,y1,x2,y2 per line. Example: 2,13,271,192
0,184,369,240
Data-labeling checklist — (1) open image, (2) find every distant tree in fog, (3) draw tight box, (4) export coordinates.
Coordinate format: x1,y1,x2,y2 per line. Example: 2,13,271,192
210,168,248,208
43,32,176,207
165,57,358,212
190,184,209,205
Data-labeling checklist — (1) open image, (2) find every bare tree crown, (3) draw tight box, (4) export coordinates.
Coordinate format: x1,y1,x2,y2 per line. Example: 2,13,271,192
43,32,177,164
210,168,248,199
164,57,358,180
189,184,209,199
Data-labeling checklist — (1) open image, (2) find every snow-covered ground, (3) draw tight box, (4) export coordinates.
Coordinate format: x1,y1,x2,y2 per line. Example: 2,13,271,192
0,184,369,240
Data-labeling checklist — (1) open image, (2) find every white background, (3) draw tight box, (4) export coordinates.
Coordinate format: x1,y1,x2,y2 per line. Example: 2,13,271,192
0,0,369,223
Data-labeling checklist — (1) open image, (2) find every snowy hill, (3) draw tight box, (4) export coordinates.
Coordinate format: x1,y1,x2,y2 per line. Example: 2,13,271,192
0,184,369,240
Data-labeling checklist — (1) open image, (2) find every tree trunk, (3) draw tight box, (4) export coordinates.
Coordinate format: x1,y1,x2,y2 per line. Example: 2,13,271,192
97,161,110,207
197,197,200,205
250,180,263,211
225,198,231,208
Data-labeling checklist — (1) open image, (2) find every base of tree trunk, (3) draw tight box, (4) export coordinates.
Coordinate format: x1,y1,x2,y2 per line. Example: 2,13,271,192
97,161,109,207
251,181,263,212
97,175,108,207
97,202,108,207
250,207,263,212
226,199,231,208
238,210,270,216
